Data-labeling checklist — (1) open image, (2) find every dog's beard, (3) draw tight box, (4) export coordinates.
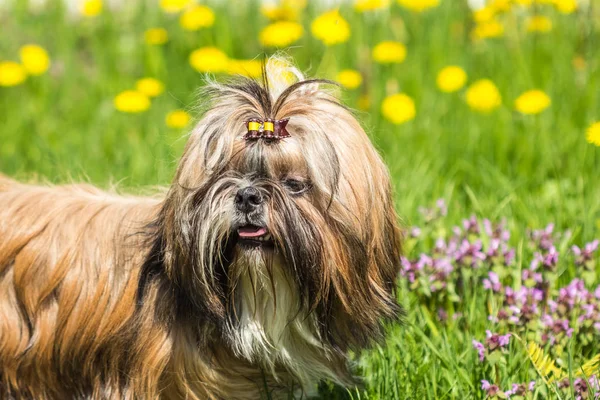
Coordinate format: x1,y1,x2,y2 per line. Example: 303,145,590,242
186,174,338,385
225,248,327,386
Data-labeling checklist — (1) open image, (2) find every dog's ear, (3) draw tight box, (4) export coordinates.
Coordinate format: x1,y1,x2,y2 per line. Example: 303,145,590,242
311,119,403,351
174,116,238,190
318,182,402,351
141,185,232,329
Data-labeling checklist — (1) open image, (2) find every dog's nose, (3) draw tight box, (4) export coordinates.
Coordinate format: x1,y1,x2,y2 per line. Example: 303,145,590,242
235,187,262,213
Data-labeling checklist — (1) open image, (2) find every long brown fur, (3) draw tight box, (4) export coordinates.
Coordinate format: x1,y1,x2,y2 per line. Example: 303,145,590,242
0,59,402,399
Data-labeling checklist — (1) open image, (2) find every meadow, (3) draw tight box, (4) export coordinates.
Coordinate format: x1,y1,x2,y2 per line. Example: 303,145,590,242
1,0,600,398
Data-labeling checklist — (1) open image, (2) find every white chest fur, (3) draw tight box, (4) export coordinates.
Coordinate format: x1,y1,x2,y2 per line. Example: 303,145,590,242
227,250,336,392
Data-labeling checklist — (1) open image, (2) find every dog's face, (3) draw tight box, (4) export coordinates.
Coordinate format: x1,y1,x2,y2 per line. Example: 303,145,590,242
157,60,402,384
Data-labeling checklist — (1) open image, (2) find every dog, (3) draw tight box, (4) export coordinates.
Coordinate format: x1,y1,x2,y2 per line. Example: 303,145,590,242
0,58,402,399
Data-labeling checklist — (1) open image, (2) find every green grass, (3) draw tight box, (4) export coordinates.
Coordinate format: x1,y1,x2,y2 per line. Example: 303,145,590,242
1,0,600,398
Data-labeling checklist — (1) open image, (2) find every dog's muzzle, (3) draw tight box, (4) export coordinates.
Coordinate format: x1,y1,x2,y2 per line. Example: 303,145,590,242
233,186,273,248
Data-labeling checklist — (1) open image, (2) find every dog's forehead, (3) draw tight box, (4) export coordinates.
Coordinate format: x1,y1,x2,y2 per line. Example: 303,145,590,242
230,135,309,178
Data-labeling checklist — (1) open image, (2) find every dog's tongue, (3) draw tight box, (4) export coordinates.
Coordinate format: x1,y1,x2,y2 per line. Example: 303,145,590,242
238,226,267,238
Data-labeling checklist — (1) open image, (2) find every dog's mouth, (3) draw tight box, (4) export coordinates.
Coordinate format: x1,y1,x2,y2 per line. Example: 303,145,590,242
236,225,274,248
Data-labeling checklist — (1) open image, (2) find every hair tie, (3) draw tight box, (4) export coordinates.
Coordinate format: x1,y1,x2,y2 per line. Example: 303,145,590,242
244,118,290,141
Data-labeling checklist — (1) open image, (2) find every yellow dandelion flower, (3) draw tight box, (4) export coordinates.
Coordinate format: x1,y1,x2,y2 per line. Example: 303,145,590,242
513,0,533,5
586,122,600,147
514,90,551,115
180,5,215,31
261,5,300,21
114,90,151,113
473,6,496,23
526,16,552,33
135,78,164,98
553,0,576,13
311,9,351,46
145,28,169,45
396,0,439,13
19,45,50,76
227,59,262,78
372,41,407,64
259,21,304,47
489,0,512,12
0,61,27,87
284,0,307,9
81,0,102,17
336,69,362,90
471,20,504,40
465,79,502,113
381,93,416,125
437,66,467,93
261,0,306,20
354,0,391,12
166,110,191,128
160,0,190,14
189,47,229,73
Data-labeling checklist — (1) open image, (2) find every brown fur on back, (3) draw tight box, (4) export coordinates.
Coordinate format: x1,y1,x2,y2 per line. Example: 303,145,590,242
0,178,155,398
0,179,282,399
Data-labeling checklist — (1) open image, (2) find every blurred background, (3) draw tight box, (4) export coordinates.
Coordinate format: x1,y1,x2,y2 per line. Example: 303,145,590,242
1,0,597,232
1,0,600,398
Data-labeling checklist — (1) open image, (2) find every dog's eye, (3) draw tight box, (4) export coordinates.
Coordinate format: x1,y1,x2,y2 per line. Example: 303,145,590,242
283,179,309,195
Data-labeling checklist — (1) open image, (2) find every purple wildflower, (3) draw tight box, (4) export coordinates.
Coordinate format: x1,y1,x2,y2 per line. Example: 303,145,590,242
494,287,545,326
554,279,588,314
563,375,600,400
530,223,556,250
572,240,599,268
541,315,574,343
452,225,462,237
543,246,559,269
531,246,559,271
437,308,448,323
409,226,422,238
484,218,510,242
481,380,501,396
522,269,543,286
485,330,511,350
463,215,480,235
455,239,486,267
400,254,432,283
505,381,536,397
472,340,485,362
503,248,516,266
473,331,511,362
436,198,448,217
486,239,515,266
429,258,454,291
483,272,502,292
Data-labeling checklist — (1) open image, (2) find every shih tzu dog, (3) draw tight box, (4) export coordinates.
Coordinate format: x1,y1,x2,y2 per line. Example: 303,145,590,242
0,58,402,399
